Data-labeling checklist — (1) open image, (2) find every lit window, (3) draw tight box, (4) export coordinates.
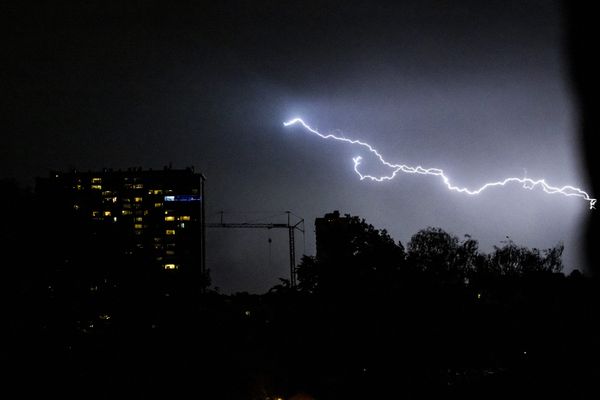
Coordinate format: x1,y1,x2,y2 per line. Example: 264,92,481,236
150,189,163,195
76,184,84,191
134,197,143,203
134,224,143,229
166,229,176,235
122,210,132,215
73,204,80,210
135,217,143,222
91,185,102,190
143,210,149,215
112,196,117,203
103,211,111,217
179,222,185,228
180,215,191,221
154,202,163,208
163,264,178,270
91,177,102,184
134,184,144,189
92,211,101,217
166,250,175,255
164,216,176,222
113,216,118,222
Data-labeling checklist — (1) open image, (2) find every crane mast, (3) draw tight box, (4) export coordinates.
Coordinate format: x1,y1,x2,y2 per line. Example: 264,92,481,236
207,211,304,288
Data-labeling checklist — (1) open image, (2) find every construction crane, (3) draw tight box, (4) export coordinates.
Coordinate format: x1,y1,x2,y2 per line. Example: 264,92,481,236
207,211,305,288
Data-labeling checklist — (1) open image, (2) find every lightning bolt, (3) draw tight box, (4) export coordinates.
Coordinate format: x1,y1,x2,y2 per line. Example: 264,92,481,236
283,118,596,210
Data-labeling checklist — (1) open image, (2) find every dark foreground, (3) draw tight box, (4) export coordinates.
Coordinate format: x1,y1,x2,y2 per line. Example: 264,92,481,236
6,271,599,399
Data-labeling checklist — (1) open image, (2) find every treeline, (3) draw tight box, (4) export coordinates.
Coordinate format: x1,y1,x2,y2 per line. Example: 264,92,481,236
295,215,569,296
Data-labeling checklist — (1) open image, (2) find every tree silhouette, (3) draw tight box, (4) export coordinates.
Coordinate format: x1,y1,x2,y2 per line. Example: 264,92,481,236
297,214,405,294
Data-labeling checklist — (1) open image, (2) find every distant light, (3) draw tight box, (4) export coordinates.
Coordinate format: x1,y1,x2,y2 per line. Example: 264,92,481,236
164,195,201,202
477,293,482,299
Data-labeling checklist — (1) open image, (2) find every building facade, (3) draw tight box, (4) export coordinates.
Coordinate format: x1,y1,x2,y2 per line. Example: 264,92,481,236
36,167,205,281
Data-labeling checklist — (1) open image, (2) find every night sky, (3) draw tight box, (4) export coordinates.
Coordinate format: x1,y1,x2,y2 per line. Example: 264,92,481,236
3,1,592,293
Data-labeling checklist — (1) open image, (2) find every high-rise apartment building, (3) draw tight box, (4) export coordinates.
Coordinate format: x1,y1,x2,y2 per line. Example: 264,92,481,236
36,167,205,280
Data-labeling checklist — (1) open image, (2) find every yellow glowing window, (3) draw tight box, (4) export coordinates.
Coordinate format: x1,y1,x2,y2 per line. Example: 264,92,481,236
134,184,144,189
91,185,102,190
76,184,84,191
92,211,101,217
163,264,178,270
103,211,112,217
164,216,176,222
179,215,191,221
150,189,163,195
134,224,143,229
134,197,143,203
154,202,163,208
135,217,143,222
166,229,176,235
122,210,132,215
91,177,102,184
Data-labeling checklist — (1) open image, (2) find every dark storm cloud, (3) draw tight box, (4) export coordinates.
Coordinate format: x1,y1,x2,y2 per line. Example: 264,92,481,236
3,1,588,292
